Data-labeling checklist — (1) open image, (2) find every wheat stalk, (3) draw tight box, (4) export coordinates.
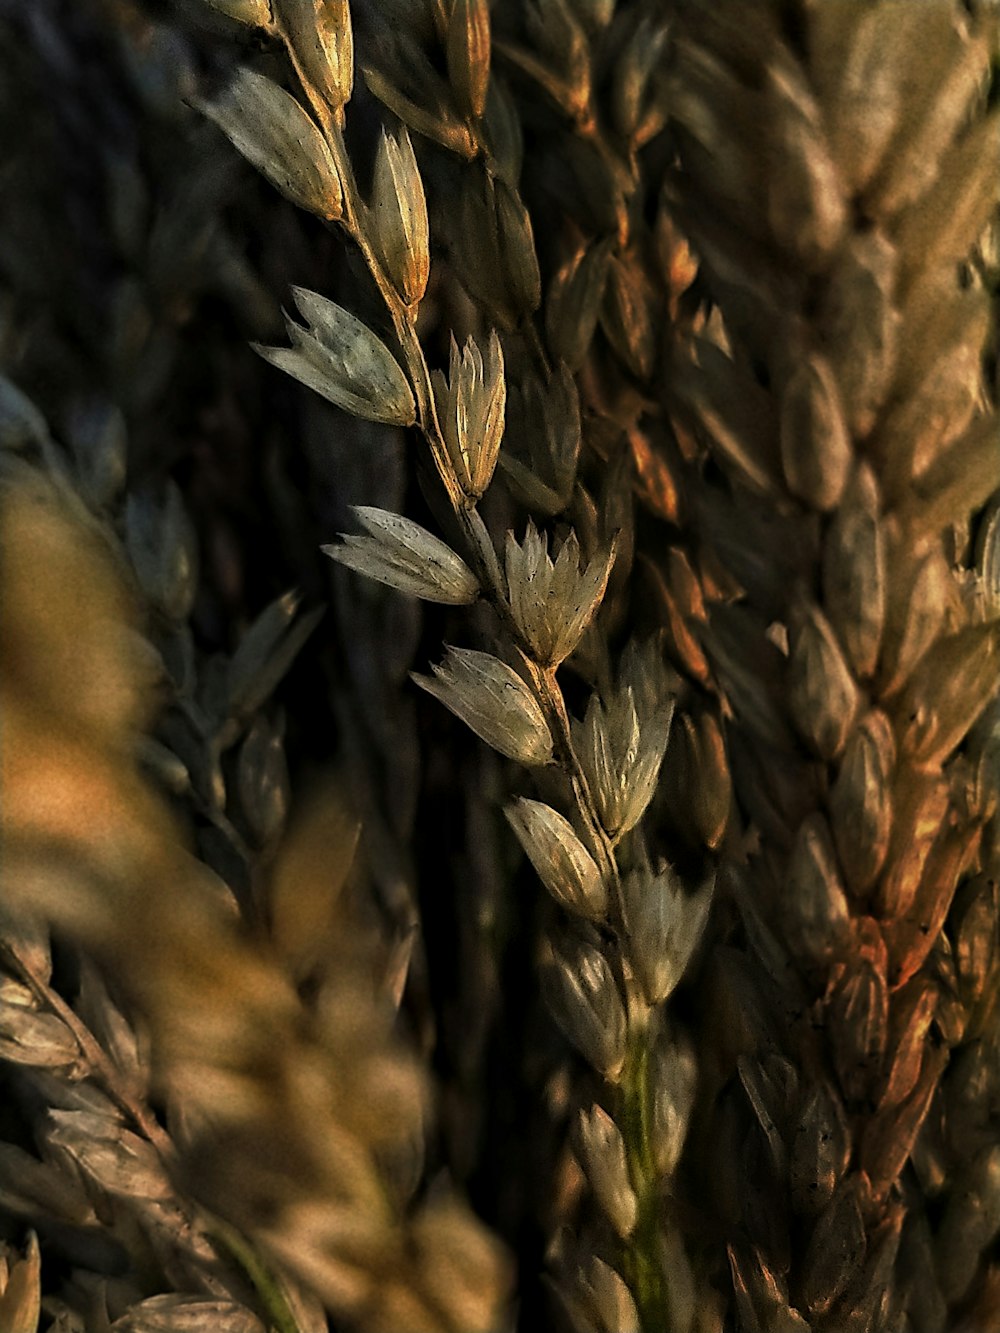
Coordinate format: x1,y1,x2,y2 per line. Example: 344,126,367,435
658,2,1000,1327
186,5,732,1331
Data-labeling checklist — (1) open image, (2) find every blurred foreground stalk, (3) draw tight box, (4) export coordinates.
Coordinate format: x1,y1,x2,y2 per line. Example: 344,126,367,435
0,470,509,1331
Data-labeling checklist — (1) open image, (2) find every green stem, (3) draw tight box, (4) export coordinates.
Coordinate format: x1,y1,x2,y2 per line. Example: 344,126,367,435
206,1216,304,1333
621,1034,669,1333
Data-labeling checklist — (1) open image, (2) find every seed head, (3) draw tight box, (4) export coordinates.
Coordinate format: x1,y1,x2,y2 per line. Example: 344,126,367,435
495,178,542,315
829,709,895,897
828,957,889,1104
500,366,582,515
648,1028,698,1177
788,599,859,761
779,353,852,512
789,1081,851,1217
577,1257,641,1333
822,462,886,680
800,1177,867,1316
545,239,613,373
